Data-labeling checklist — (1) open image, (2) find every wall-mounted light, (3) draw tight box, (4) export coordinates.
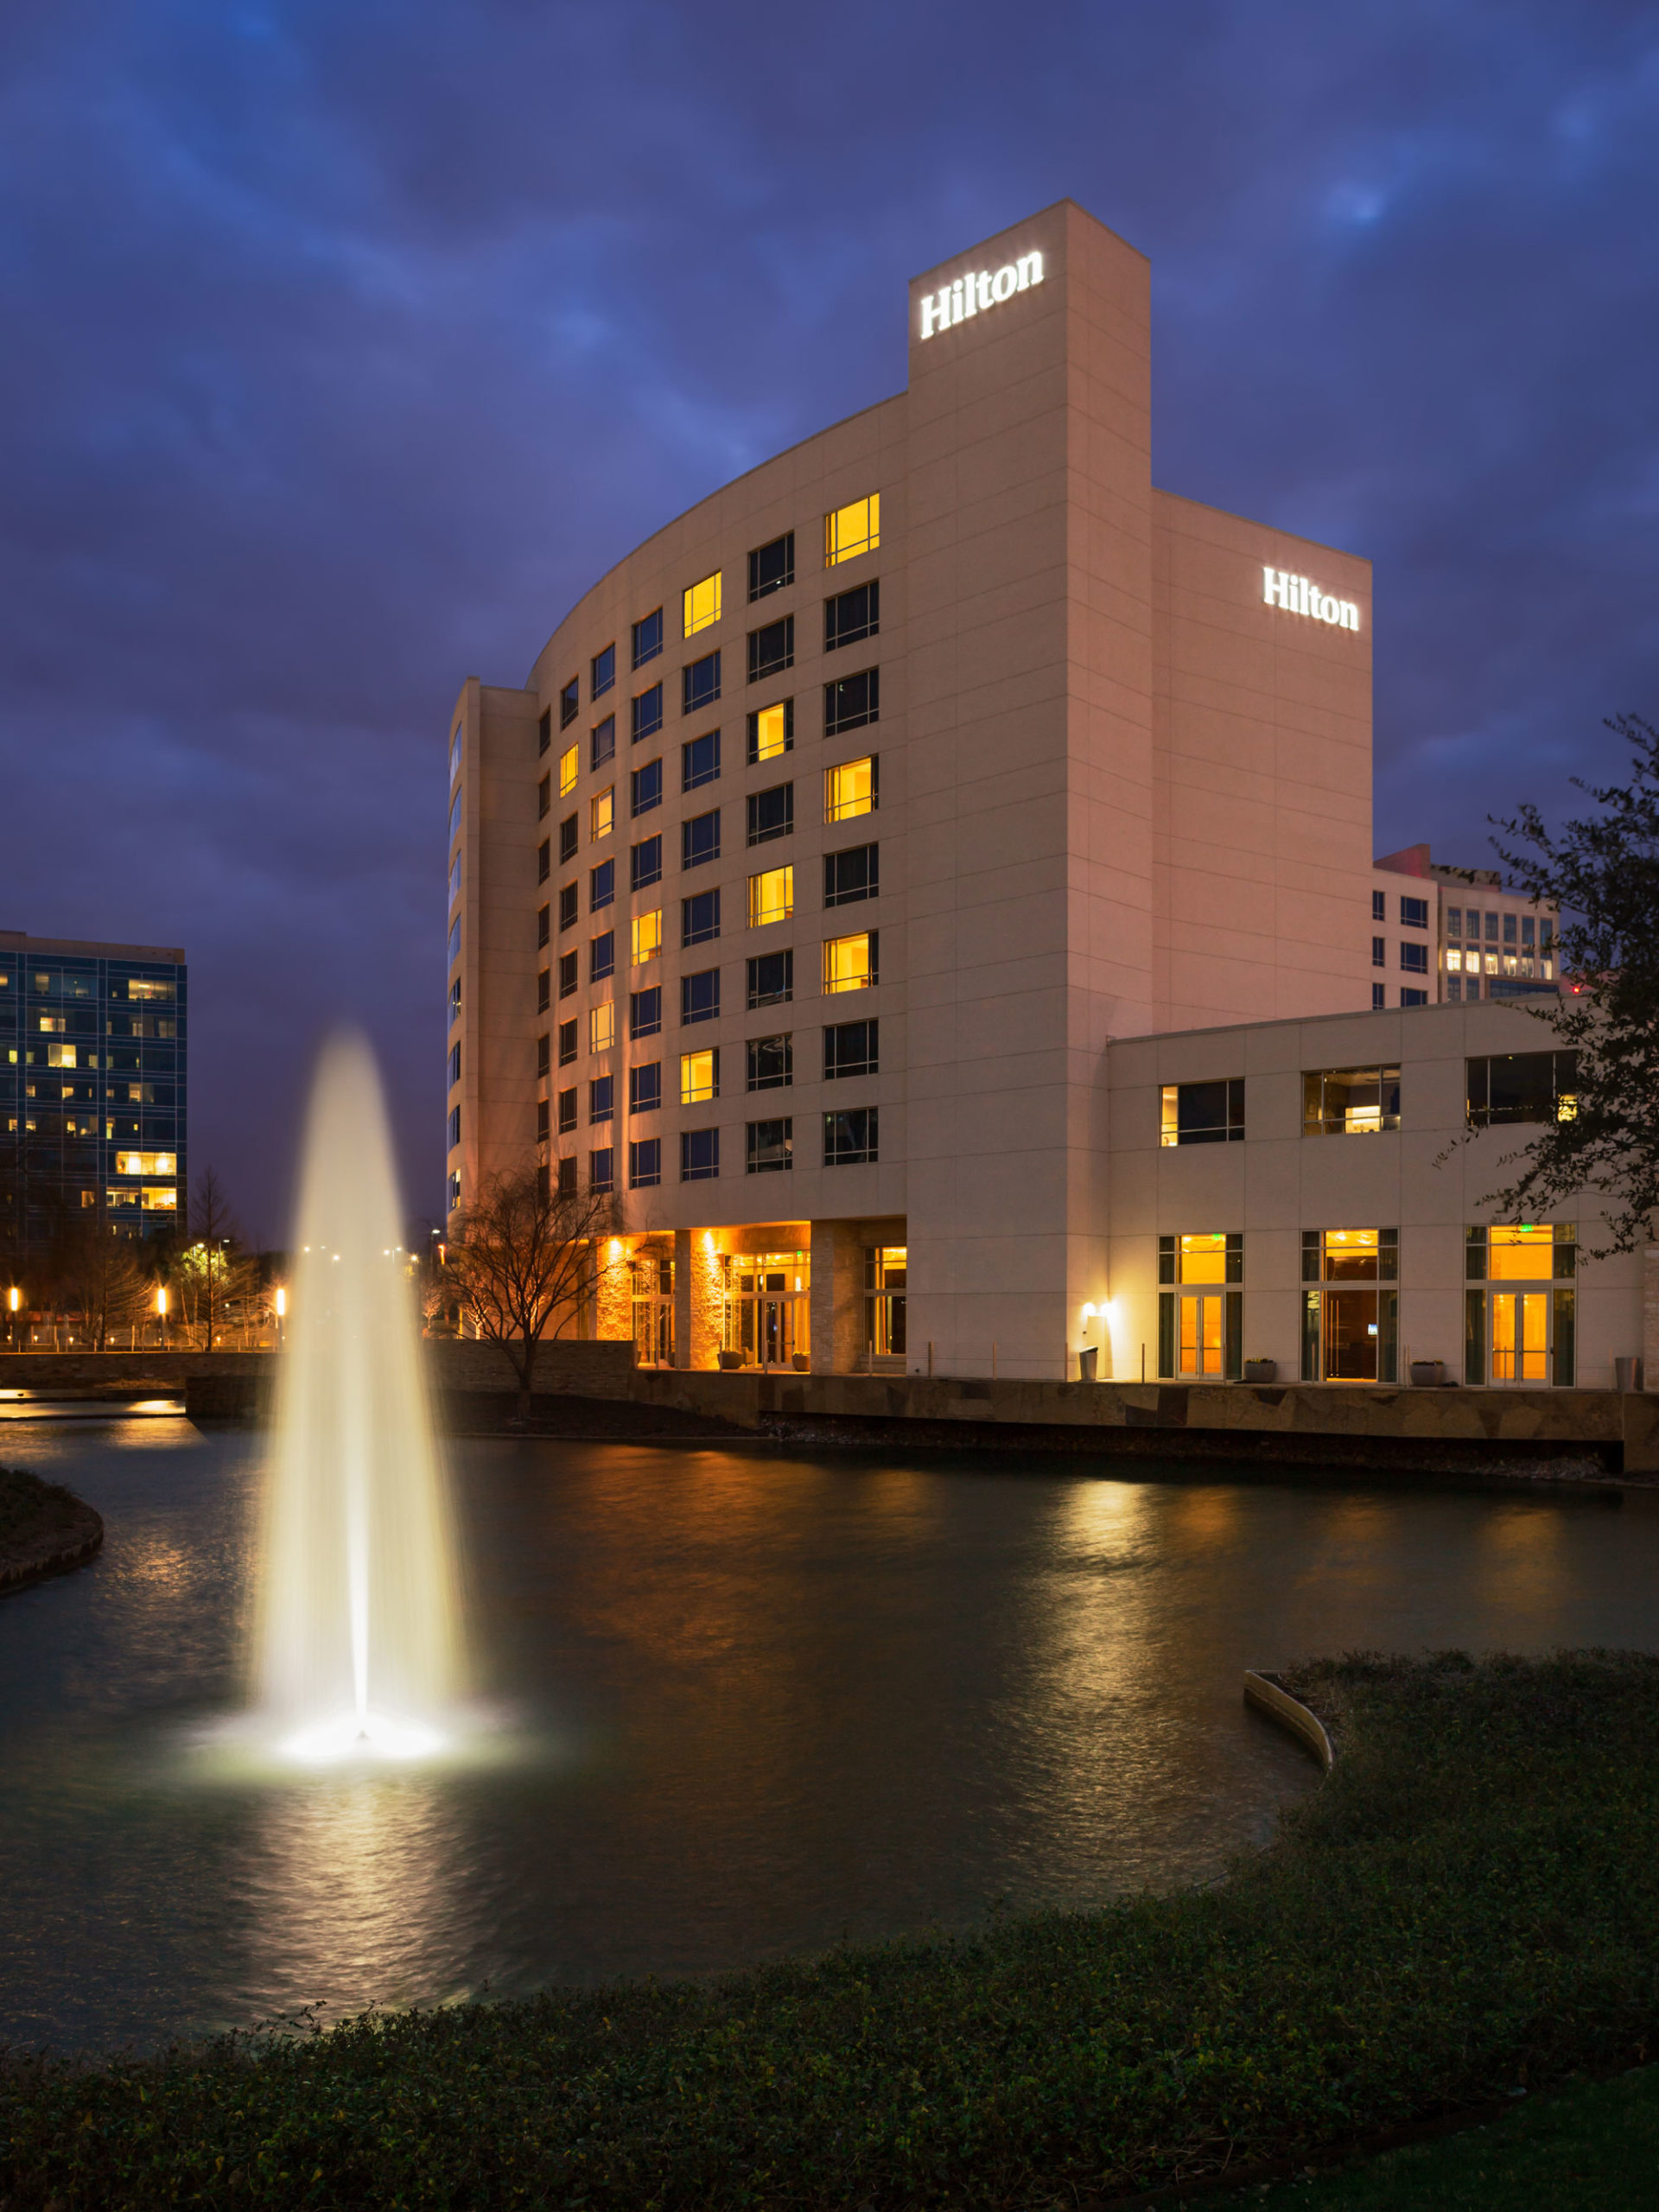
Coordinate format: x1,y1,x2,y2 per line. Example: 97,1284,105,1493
274,1287,287,1319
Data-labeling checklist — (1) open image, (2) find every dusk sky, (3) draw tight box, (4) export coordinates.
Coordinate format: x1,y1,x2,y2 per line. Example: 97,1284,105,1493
3,1,1656,1243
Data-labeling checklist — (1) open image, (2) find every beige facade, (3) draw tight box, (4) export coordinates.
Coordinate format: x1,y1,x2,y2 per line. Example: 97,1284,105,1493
1370,842,1560,1010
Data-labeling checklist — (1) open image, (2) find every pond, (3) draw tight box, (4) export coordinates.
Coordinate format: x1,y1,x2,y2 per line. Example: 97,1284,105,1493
2,1418,1656,2055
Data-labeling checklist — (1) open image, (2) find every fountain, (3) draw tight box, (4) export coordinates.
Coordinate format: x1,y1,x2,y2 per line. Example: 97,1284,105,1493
255,1031,461,1764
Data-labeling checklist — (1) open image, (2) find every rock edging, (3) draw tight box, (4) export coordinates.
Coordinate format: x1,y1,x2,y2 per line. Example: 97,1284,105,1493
0,1476,104,1598
1244,1668,1336,1770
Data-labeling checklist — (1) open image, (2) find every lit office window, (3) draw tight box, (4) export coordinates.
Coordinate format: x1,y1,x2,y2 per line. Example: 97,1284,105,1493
591,788,613,842
683,570,722,637
748,866,793,928
590,1002,615,1053
823,931,876,993
824,493,880,567
632,910,663,965
825,754,877,822
681,1048,718,1105
748,699,792,764
559,744,578,798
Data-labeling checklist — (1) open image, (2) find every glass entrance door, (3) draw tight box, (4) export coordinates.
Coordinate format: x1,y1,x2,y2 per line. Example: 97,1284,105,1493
1179,1294,1225,1377
721,1251,810,1370
1491,1290,1548,1383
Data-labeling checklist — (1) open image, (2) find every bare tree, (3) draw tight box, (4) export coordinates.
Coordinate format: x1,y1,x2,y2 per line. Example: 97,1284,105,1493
57,1219,155,1350
442,1165,616,1416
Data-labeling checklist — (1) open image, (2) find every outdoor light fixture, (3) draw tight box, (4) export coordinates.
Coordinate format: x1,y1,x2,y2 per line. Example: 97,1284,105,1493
156,1287,168,1317
274,1288,287,1318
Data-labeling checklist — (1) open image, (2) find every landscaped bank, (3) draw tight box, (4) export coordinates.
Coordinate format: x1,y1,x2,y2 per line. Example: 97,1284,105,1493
0,1465,102,1596
5,1651,1659,2209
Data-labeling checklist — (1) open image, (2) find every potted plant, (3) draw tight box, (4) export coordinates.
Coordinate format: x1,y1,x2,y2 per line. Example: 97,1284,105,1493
1410,1358,1446,1389
1243,1357,1277,1384
791,1352,810,1371
717,1348,745,1371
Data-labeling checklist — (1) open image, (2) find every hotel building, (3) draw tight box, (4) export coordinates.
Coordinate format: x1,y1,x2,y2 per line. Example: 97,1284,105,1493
446,200,1640,1391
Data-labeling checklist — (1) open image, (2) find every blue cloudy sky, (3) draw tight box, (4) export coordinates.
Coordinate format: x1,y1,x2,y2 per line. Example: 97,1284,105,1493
2,1,1656,1238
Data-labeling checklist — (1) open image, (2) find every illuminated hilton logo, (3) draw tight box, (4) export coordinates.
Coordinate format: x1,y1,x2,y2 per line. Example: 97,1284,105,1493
1263,569,1361,632
918,251,1045,340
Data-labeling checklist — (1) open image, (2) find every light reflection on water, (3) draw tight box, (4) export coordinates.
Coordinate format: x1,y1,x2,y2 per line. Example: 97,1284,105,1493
1,1417,1656,2056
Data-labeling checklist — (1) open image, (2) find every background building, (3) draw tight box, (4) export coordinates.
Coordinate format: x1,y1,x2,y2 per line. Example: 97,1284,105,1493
1370,843,1559,1009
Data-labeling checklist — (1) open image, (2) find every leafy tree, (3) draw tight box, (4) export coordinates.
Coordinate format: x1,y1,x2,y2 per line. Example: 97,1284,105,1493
169,1166,246,1348
1486,713,1659,1255
441,1165,616,1416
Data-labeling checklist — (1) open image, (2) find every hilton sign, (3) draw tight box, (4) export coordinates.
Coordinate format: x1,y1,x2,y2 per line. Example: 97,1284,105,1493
1263,569,1361,632
918,251,1045,340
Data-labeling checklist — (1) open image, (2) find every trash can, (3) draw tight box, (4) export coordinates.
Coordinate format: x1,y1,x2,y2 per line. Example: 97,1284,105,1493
1077,1346,1098,1382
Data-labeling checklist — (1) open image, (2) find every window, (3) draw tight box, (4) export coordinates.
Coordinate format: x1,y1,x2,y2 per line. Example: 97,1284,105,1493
558,1019,577,1066
631,835,663,891
681,1048,718,1104
747,1118,792,1173
683,728,721,791
748,865,793,928
823,931,877,993
1154,1235,1245,1381
632,909,663,965
557,1156,577,1198
592,645,615,700
1400,896,1429,930
632,759,663,817
590,860,615,912
629,1137,662,1188
747,950,792,1007
1371,888,1386,922
447,1104,462,1150
1160,1078,1244,1146
824,1107,877,1165
632,683,664,743
682,889,721,946
1468,1223,1577,1283
1156,1232,1244,1287
587,1074,613,1126
1372,983,1386,1010
748,614,793,683
590,932,615,982
683,571,722,637
557,1088,577,1135
681,1128,720,1181
591,715,616,772
1304,1066,1401,1136
631,986,662,1039
683,809,721,868
824,842,878,906
449,787,462,847
1401,988,1429,1007
559,813,578,864
113,1148,179,1179
824,1018,876,1079
825,493,879,567
591,788,614,841
748,699,792,764
560,677,579,729
590,1147,614,1192
558,883,578,932
632,608,663,669
534,1034,548,1079
537,772,550,820
1299,1228,1399,1383
539,969,552,1014
558,950,578,999
532,1101,545,1146
1466,1051,1578,1128
826,753,877,821
538,841,551,887
747,784,794,848
682,969,720,1025
1371,937,1385,968
1503,911,1518,945
825,579,879,652
537,903,550,948
559,742,578,798
590,1001,616,1052
629,1062,661,1115
747,1033,792,1090
683,652,721,715
825,666,879,735
749,531,794,601
537,708,550,757
1400,941,1428,974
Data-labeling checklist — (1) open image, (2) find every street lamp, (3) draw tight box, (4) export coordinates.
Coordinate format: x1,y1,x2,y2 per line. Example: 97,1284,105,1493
7,1286,19,1352
274,1285,286,1351
156,1283,168,1350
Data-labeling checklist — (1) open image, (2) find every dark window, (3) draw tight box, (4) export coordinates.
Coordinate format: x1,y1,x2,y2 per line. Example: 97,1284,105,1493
1400,942,1428,974
823,1106,878,1165
632,683,664,743
1503,912,1517,944
630,987,662,1039
590,1147,614,1192
558,950,578,999
747,1118,793,1173
631,759,663,816
533,1099,547,1144
1466,1051,1579,1128
1303,1066,1402,1135
537,773,550,820
558,1019,577,1066
590,860,615,912
538,969,551,1014
558,883,578,932
590,932,614,982
748,531,794,601
629,1062,661,1115
589,1075,613,1125
825,666,879,735
591,715,615,772
747,950,792,1008
825,579,879,652
682,809,721,868
1371,936,1385,967
1400,895,1429,930
448,1104,461,1148
682,969,720,1025
1401,987,1429,1006
631,836,663,892
747,1033,792,1090
824,842,878,906
632,609,663,670
591,644,615,699
557,1155,577,1198
1372,982,1386,1010
683,889,721,947
559,677,579,729
629,1137,661,1188
1371,889,1386,921
747,783,793,845
537,839,550,885
559,813,578,864
681,1128,720,1181
747,614,794,683
557,1088,577,1135
1160,1077,1245,1145
536,1033,550,1079
537,707,551,755
537,904,550,948
824,1018,877,1079
747,697,793,763
683,728,721,791
683,651,721,715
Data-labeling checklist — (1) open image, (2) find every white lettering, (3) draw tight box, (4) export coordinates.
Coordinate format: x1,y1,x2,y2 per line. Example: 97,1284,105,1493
991,263,1017,302
1015,251,1043,289
951,276,965,323
1318,593,1339,624
918,248,1046,339
1338,601,1359,632
1262,567,1362,632
918,290,949,340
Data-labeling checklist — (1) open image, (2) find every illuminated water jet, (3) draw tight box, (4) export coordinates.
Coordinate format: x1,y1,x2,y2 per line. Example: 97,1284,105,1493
255,1031,461,1765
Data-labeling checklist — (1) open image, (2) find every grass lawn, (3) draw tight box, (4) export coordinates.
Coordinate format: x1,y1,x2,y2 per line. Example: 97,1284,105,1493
5,1650,1659,2209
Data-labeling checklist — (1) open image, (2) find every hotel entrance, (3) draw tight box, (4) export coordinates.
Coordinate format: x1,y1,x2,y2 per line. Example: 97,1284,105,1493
1156,1232,1243,1380
630,1249,675,1366
721,1250,810,1370
1465,1224,1575,1386
1301,1229,1398,1382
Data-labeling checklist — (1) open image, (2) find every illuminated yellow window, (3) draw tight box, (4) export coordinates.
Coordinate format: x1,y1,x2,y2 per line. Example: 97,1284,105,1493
825,755,876,823
107,1188,137,1209
37,1014,65,1033
559,743,578,798
590,1002,615,1053
681,1048,717,1104
823,931,875,993
748,865,793,928
1488,1224,1562,1280
127,980,175,1002
116,1151,177,1177
141,1186,177,1212
1179,1233,1227,1285
752,701,790,762
632,910,663,965
683,570,722,637
824,493,880,567
46,1043,77,1070
591,787,613,841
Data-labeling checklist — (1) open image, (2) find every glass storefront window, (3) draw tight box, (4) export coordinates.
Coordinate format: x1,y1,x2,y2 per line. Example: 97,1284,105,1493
865,1245,906,1361
721,1250,810,1369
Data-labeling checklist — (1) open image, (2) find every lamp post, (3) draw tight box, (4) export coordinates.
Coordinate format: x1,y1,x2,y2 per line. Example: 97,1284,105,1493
156,1283,168,1351
7,1286,19,1353
274,1284,286,1351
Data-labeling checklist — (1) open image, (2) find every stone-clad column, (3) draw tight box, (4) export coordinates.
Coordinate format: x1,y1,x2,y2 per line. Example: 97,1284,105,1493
1644,1245,1659,1389
673,1226,722,1369
809,1220,866,1374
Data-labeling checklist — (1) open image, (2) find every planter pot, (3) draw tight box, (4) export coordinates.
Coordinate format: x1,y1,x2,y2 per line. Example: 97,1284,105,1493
1077,1346,1098,1382
791,1353,810,1372
716,1350,745,1371
1410,1359,1446,1389
1243,1359,1277,1384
